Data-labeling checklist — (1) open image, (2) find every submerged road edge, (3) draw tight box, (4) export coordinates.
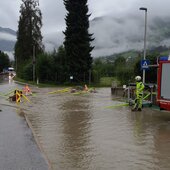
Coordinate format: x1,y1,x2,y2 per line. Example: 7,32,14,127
24,113,53,170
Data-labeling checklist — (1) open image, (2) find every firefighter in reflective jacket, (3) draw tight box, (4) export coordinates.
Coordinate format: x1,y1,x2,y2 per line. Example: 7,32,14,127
132,76,145,111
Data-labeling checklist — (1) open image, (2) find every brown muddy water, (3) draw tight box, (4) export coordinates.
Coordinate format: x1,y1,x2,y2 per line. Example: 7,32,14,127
25,86,170,170
1,81,170,170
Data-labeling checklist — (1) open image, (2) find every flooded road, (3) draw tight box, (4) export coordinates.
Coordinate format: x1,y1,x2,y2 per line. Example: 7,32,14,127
1,80,170,170
24,86,170,170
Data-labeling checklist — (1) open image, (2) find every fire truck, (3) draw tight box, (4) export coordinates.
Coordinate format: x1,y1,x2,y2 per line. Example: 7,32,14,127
157,56,170,111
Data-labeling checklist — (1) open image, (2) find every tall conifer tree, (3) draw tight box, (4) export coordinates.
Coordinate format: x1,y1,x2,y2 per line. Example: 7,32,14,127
63,0,94,82
14,0,43,77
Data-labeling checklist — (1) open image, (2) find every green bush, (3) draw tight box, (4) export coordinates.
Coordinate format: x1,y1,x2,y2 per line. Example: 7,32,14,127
100,77,119,86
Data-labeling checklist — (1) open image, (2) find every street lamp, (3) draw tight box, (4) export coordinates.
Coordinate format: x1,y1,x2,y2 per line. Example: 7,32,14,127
139,7,147,84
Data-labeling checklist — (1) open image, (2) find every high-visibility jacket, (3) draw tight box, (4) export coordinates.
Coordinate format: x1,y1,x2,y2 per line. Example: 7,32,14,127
136,81,145,96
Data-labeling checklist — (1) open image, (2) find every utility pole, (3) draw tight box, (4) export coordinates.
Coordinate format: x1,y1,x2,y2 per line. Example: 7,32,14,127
33,46,35,82
89,69,91,85
15,55,17,73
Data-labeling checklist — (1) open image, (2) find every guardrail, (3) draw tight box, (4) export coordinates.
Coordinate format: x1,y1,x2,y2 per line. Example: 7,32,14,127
111,83,157,105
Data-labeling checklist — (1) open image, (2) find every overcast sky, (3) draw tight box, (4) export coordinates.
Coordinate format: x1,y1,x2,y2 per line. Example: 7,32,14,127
1,0,170,57
1,0,170,31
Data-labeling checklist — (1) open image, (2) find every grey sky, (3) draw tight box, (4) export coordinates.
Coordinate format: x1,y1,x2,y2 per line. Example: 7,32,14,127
0,0,136,30
1,0,170,57
2,0,169,31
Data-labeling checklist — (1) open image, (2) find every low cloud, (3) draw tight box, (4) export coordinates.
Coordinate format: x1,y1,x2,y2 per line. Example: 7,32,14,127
43,31,64,52
4,51,14,60
89,14,144,57
0,32,16,41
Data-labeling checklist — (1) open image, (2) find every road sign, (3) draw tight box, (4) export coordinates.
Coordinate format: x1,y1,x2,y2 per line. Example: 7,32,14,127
141,59,150,70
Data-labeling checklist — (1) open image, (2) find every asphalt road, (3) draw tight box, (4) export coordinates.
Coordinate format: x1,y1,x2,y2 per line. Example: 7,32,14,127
0,104,49,170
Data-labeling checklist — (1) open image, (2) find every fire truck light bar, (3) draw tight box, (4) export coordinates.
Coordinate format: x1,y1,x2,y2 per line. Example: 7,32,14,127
159,56,170,61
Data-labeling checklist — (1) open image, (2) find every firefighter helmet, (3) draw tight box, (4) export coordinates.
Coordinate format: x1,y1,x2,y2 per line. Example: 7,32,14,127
135,76,141,81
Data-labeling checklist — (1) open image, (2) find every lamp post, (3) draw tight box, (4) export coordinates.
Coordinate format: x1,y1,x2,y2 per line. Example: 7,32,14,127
139,7,147,84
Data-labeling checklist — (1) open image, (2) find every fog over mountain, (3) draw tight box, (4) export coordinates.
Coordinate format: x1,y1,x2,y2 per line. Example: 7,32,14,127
0,26,16,59
90,14,170,56
43,14,170,57
1,13,170,59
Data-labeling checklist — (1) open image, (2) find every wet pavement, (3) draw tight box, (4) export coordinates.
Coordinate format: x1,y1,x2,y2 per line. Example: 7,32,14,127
0,80,49,170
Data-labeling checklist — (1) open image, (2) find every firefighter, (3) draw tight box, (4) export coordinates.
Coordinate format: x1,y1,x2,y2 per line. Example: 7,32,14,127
132,76,145,111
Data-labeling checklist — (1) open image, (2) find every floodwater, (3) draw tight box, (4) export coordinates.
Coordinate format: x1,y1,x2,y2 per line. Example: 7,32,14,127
1,80,170,170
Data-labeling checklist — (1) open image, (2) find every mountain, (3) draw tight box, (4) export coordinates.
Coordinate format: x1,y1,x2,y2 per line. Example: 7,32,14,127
43,14,170,57
1,14,170,59
0,26,16,52
0,27,16,36
90,15,170,57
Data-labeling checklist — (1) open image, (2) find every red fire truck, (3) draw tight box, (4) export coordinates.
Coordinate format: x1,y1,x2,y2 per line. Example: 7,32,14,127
157,56,170,111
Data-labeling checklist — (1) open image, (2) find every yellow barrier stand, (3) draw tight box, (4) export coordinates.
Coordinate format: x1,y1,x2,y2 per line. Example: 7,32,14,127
16,91,21,103
22,93,31,102
16,90,30,103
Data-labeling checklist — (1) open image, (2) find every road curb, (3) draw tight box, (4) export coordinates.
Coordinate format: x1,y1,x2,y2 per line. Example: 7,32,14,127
24,113,53,170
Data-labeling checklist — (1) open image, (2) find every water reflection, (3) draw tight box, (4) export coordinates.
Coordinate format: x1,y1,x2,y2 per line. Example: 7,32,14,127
59,98,92,169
